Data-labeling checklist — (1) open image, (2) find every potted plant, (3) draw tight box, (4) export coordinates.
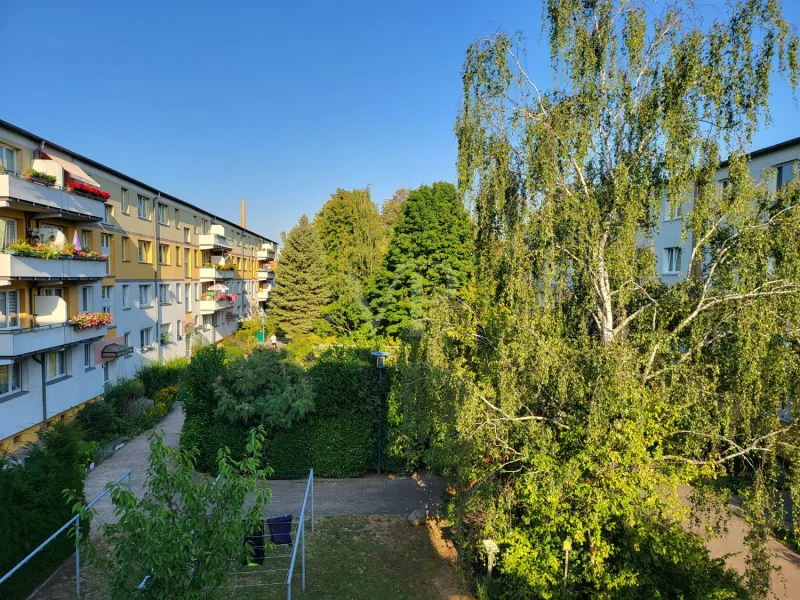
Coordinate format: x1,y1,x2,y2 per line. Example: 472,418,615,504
66,181,111,201
68,312,114,331
160,332,171,345
23,169,57,186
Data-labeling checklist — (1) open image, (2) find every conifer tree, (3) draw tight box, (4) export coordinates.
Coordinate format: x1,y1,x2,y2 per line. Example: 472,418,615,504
270,215,329,337
373,182,474,336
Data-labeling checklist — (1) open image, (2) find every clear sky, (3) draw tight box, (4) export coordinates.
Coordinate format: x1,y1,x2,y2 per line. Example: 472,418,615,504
1,1,797,243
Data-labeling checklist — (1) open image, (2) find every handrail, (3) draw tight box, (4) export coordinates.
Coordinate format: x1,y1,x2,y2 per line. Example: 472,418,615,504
0,469,132,592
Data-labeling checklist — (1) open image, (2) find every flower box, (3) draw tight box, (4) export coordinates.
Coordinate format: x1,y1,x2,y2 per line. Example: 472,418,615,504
23,169,57,187
67,181,111,201
69,312,114,331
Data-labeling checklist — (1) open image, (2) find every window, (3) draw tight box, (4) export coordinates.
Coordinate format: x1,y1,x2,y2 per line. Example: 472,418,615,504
124,332,131,347
0,143,17,173
201,219,209,234
194,216,198,234
664,247,682,274
80,230,90,250
84,343,94,369
158,243,169,264
184,248,190,277
101,305,111,315
0,362,21,396
776,161,796,189
138,240,151,263
184,227,190,243
159,284,169,304
100,233,110,250
176,283,182,304
139,284,152,307
177,319,183,340
103,204,112,225
194,283,199,301
212,311,222,327
195,250,200,267
122,284,130,308
137,195,149,219
140,327,152,350
121,188,129,214
101,286,113,301
158,203,169,225
39,287,63,298
46,350,67,381
121,237,129,261
174,208,180,228
103,361,109,382
176,245,182,266
4,219,17,247
80,286,93,312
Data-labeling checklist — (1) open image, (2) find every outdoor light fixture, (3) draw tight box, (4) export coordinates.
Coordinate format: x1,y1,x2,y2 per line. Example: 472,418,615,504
371,351,390,474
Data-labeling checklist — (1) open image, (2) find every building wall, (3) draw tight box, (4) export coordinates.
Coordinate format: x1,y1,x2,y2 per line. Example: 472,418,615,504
0,121,276,452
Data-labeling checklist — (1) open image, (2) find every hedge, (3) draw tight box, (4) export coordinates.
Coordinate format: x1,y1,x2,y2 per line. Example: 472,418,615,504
180,414,247,475
0,425,88,600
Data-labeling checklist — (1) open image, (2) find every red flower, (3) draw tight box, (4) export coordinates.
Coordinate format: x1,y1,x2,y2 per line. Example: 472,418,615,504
68,180,111,200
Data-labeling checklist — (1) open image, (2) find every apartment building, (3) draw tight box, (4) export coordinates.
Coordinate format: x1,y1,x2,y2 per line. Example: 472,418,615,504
0,120,278,453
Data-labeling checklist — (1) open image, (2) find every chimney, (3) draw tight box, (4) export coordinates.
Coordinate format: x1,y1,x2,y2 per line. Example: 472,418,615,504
240,198,246,228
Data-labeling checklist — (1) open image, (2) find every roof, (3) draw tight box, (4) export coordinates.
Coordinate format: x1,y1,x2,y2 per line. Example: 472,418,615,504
0,119,277,246
720,135,800,168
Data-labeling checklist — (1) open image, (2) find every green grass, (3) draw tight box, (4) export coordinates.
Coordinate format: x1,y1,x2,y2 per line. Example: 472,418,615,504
30,516,470,600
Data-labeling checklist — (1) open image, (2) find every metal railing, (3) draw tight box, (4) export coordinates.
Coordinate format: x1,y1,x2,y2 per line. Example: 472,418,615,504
0,469,133,597
286,468,314,599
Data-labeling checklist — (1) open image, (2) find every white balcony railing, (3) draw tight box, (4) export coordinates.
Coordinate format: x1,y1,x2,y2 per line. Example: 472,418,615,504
198,298,231,314
0,173,105,221
257,290,270,301
0,253,107,280
257,270,270,281
198,234,233,250
198,266,235,281
0,322,107,357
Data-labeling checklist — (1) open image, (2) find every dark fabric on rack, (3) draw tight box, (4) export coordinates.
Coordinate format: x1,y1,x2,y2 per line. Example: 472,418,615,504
267,514,293,546
243,524,265,565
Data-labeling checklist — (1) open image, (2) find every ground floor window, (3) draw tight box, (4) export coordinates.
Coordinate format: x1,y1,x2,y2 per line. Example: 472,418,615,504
0,362,21,396
46,350,67,380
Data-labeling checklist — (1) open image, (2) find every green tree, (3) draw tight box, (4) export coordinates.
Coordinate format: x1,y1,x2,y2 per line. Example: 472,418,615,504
270,215,329,337
417,0,800,597
314,188,382,337
72,429,271,600
372,182,474,336
381,188,408,243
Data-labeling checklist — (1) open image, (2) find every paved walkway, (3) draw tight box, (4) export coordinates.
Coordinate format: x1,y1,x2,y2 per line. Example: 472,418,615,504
84,403,184,534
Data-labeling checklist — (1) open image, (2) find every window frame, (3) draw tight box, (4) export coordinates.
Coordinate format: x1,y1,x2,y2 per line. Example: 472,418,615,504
138,240,151,263
0,362,21,397
139,284,152,308
45,349,67,381
121,188,129,214
122,284,130,308
157,203,169,225
137,195,150,220
84,343,94,369
663,247,682,275
0,290,19,329
0,143,17,173
158,243,169,265
121,237,129,261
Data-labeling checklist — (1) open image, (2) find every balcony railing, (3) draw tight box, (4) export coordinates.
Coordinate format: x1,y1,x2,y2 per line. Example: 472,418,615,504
0,322,107,357
0,253,107,280
198,234,233,250
198,266,236,281
0,172,105,221
257,270,270,281
257,290,270,301
198,298,231,314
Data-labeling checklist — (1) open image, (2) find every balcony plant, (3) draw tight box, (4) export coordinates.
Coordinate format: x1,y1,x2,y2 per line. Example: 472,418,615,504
66,181,111,201
219,292,239,305
23,168,56,186
160,333,172,345
5,240,108,261
69,312,114,331
213,263,236,271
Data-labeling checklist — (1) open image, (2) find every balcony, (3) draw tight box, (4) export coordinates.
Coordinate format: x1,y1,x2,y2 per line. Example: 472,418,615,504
257,290,270,301
0,322,107,358
198,234,233,251
0,173,105,221
0,253,107,281
198,298,231,314
198,266,235,281
257,269,271,281
256,246,276,260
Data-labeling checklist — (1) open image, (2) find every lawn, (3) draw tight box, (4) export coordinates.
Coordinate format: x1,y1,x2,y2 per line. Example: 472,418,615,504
30,516,472,600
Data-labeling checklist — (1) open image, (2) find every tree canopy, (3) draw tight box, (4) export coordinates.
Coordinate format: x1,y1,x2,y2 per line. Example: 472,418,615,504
270,215,329,337
396,0,800,596
372,181,475,336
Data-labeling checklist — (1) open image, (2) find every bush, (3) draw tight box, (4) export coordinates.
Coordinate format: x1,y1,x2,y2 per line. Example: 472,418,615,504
74,399,120,443
136,358,188,399
264,426,311,479
180,414,247,475
0,425,88,600
154,385,179,412
307,346,382,416
104,377,145,420
181,345,226,419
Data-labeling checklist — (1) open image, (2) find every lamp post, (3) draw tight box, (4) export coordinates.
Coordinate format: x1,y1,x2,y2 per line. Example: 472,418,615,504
260,315,266,346
371,351,390,474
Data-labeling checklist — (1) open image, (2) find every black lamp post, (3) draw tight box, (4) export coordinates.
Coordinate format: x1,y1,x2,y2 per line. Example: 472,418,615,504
371,351,390,474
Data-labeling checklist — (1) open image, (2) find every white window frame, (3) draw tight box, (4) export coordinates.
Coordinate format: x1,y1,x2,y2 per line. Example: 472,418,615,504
45,349,67,381
177,319,183,341
184,227,190,243
122,284,130,308
0,361,21,396
137,195,150,220
663,247,682,275
121,187,128,214
174,208,180,228
138,240,150,263
158,203,169,225
80,286,93,312
159,284,169,305
139,284,152,308
0,289,19,330
101,285,113,301
84,343,94,369
80,230,89,250
176,283,182,304
0,143,17,173
140,327,153,351
121,237,129,261
103,204,112,225
201,219,209,234
158,243,169,265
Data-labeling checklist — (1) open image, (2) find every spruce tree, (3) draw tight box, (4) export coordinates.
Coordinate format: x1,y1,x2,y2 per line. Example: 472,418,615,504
373,182,474,336
270,215,329,337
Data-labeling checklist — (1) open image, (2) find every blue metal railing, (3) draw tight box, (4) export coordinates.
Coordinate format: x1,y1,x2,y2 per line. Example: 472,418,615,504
286,468,314,599
0,469,132,597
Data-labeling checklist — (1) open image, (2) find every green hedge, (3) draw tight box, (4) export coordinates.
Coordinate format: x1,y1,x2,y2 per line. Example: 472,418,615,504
0,425,88,600
180,414,247,475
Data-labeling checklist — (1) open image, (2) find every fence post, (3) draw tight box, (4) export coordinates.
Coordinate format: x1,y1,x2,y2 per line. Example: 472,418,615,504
74,518,80,598
301,519,306,590
310,468,314,533
287,580,291,600
127,470,132,491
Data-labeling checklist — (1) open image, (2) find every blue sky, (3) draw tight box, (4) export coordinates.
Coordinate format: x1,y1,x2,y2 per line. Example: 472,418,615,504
1,1,797,243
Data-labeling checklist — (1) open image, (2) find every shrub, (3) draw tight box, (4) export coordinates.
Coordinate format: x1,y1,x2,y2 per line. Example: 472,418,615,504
180,414,247,475
136,358,188,399
104,377,145,420
308,414,374,477
264,426,311,479
0,425,88,600
307,346,381,416
181,345,226,418
74,399,120,443
154,385,179,412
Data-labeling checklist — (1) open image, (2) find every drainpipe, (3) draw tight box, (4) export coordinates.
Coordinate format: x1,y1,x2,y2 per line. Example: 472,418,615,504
32,353,46,433
152,192,162,362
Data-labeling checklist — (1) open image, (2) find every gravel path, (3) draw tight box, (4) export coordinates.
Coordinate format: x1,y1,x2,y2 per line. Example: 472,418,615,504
84,404,185,534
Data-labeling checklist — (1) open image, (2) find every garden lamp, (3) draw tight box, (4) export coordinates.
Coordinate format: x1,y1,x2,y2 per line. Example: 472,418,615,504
371,351,390,474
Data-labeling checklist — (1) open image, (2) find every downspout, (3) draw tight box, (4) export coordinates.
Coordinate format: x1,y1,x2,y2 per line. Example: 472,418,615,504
153,192,162,362
32,353,46,433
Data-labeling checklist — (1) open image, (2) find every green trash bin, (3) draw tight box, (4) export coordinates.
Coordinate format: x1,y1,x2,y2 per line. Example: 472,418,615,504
256,331,265,343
